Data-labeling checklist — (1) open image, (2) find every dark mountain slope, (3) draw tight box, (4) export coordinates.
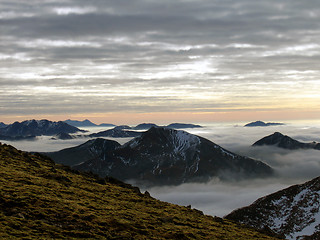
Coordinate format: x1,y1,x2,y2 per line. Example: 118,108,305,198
75,127,273,185
0,143,279,239
226,176,320,240
253,132,320,150
46,138,120,166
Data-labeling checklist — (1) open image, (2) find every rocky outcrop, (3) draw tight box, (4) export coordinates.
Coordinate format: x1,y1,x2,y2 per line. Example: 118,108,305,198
226,176,320,240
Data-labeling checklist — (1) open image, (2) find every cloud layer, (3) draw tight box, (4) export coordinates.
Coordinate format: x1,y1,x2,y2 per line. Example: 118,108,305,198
147,122,320,216
1,0,320,119
4,121,320,216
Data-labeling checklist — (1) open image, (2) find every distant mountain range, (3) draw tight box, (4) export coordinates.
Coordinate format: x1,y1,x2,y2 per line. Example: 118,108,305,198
226,176,320,239
245,121,284,127
64,119,115,127
89,128,141,138
68,122,203,139
166,123,203,129
132,123,158,130
0,119,204,141
46,127,273,186
65,120,202,129
0,119,84,138
130,123,203,130
253,132,320,150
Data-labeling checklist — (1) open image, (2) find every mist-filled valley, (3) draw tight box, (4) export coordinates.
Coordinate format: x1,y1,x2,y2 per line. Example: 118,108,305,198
2,120,320,217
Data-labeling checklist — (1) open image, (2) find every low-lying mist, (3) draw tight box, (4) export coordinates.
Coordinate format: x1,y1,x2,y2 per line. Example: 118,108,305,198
146,178,295,217
2,121,320,217
146,121,320,216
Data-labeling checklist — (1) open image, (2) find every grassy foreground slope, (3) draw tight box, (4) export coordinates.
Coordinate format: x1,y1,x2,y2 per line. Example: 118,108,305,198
0,143,279,239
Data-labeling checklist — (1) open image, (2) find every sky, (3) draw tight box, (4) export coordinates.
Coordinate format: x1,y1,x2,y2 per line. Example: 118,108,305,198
1,0,320,124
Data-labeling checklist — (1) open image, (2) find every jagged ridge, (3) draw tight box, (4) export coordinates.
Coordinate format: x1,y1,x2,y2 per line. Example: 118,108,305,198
0,119,84,137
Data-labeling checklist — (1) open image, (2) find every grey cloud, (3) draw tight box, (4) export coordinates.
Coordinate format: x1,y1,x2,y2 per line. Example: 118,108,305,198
207,125,320,182
1,0,320,116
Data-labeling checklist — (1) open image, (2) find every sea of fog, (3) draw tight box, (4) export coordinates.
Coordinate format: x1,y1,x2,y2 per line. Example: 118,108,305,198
2,120,320,217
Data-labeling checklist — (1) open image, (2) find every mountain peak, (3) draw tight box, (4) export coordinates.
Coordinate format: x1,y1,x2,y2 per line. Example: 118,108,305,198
253,132,320,150
67,127,274,185
126,126,200,153
272,132,284,137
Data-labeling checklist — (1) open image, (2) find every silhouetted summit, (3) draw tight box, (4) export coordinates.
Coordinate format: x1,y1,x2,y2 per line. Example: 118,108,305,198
253,132,320,150
245,121,284,127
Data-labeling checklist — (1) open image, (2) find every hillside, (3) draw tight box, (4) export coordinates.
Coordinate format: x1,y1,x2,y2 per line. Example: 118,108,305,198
0,143,279,239
226,176,320,239
48,127,273,186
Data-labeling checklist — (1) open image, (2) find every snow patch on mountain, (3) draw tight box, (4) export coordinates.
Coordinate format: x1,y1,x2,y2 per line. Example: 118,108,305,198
226,176,320,240
220,147,236,159
126,137,140,148
291,210,320,240
172,130,200,156
271,186,320,240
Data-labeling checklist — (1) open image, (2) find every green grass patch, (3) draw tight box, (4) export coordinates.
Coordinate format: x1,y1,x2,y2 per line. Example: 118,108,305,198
0,142,280,239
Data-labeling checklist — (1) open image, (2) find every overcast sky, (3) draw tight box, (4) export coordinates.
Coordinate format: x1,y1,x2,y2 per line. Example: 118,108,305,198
1,0,320,124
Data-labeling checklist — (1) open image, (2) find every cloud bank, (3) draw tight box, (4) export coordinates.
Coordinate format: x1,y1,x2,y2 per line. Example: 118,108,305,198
147,122,320,216
1,0,320,119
